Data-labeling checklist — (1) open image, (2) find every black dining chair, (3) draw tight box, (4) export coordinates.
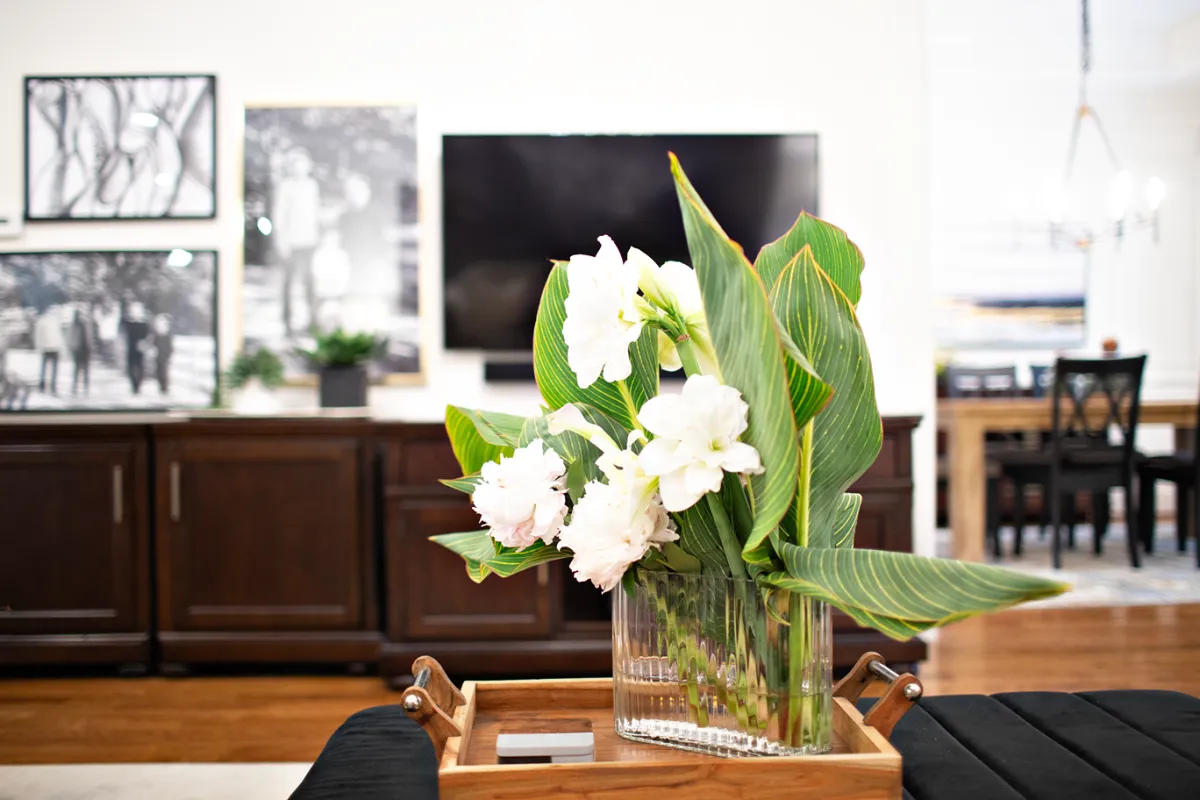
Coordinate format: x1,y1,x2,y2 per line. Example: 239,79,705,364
1136,382,1200,567
945,366,1021,558
994,356,1147,569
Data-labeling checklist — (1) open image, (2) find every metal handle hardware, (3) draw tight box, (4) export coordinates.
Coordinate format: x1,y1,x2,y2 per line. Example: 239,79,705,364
170,462,181,522
868,659,921,699
112,466,123,525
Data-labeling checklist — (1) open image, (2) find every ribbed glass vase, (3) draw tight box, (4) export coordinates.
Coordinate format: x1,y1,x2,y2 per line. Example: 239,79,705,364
612,570,832,757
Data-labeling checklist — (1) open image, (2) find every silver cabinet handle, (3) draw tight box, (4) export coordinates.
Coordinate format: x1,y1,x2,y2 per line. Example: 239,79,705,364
170,461,181,522
112,466,123,525
537,563,549,588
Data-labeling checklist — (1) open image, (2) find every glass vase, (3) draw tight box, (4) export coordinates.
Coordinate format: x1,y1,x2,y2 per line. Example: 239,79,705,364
612,570,832,757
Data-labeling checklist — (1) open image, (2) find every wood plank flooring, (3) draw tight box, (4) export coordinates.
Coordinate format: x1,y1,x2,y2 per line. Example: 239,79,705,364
2,603,1199,764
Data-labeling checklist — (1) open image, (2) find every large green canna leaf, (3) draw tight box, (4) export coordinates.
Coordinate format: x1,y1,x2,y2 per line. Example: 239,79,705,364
441,475,482,495
445,406,514,475
762,546,1068,641
771,246,881,549
756,212,865,308
671,499,736,573
431,530,570,584
669,154,798,561
532,262,658,429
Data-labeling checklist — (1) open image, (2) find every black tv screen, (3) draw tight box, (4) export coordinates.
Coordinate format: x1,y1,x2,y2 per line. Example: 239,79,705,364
442,134,819,352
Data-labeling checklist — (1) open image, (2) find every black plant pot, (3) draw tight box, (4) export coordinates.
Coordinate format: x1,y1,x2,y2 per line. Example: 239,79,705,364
319,365,368,408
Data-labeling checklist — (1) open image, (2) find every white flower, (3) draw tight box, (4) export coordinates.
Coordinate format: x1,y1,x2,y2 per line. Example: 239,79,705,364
636,374,763,512
557,455,677,592
472,440,568,550
562,236,645,388
627,249,718,376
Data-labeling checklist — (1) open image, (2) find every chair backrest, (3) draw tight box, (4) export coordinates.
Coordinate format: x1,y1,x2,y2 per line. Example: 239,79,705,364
1029,365,1054,398
1050,356,1147,471
946,366,1019,398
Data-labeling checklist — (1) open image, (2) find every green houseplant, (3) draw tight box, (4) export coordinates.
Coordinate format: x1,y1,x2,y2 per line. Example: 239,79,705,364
225,346,285,414
433,155,1067,756
298,329,382,408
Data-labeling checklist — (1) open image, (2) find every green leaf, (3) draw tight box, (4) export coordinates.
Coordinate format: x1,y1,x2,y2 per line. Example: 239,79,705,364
663,541,703,573
762,547,1068,641
449,406,526,447
755,212,865,308
440,475,482,495
430,531,570,584
775,316,833,431
517,403,630,485
669,153,798,560
445,406,513,475
532,262,658,428
771,246,881,549
671,501,732,572
832,493,863,549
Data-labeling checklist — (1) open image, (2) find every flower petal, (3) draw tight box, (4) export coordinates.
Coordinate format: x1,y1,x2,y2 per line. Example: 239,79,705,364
636,437,683,477
658,260,703,316
657,470,704,512
717,440,763,475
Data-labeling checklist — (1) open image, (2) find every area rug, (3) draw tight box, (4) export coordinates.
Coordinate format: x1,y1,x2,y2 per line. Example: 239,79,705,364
0,763,310,800
938,523,1200,609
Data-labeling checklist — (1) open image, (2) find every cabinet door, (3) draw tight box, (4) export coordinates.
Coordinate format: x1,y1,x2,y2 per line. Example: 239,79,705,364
0,442,144,635
391,496,551,640
157,437,365,632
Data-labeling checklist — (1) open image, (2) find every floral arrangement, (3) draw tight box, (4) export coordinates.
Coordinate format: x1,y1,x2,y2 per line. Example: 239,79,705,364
435,155,1065,642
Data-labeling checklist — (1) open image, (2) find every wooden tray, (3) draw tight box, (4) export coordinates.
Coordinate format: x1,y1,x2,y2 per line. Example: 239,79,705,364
403,653,921,800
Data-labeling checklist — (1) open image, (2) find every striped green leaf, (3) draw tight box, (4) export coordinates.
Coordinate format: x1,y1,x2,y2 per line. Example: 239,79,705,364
669,154,798,560
771,246,881,549
532,261,658,428
445,406,514,475
761,547,1068,641
671,499,736,573
517,402,629,484
775,317,833,430
440,475,482,495
431,530,570,584
756,212,865,308
449,406,526,447
832,493,862,549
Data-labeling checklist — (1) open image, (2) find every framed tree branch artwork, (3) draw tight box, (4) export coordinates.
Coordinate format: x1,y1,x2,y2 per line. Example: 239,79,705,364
24,75,217,220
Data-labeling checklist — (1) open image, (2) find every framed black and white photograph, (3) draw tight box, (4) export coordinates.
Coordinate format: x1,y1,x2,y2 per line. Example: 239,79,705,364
25,75,216,220
0,250,218,411
241,104,420,383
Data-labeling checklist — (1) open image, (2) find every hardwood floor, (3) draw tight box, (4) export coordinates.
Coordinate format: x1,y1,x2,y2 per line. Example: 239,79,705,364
2,603,1199,764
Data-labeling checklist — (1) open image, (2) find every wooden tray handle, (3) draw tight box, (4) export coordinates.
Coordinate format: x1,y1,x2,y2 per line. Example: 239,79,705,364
833,652,923,740
402,656,466,759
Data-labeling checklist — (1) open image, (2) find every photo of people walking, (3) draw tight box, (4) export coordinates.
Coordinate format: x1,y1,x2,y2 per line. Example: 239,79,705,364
0,251,217,411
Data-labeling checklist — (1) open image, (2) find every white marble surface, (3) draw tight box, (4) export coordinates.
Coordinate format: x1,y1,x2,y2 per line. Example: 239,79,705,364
0,763,311,800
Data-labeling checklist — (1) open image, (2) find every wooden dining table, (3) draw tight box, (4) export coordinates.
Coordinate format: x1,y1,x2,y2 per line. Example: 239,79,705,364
937,398,1198,562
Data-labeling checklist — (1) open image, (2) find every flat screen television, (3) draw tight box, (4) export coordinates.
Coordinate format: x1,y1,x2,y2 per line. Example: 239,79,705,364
442,133,819,352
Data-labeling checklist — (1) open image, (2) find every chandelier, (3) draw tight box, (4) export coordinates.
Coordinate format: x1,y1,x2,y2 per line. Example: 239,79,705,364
1046,0,1164,250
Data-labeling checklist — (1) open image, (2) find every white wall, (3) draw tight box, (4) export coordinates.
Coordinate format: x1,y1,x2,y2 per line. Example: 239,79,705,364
0,0,935,551
929,0,1200,407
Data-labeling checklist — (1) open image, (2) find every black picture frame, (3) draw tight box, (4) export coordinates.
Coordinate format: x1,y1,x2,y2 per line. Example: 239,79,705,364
0,249,220,412
24,74,218,221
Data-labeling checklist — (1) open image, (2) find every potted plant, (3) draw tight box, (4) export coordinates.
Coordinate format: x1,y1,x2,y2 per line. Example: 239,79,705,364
299,328,381,408
432,155,1067,757
225,346,285,414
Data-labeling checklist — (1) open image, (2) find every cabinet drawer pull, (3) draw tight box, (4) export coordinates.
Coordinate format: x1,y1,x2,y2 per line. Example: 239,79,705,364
170,461,181,521
536,563,549,588
112,466,123,525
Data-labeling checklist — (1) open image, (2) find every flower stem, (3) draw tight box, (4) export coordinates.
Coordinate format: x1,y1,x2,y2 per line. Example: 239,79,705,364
675,336,705,377
706,492,747,579
795,419,815,547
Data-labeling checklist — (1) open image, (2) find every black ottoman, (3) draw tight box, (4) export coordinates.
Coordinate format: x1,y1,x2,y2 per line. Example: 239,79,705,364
294,691,1200,800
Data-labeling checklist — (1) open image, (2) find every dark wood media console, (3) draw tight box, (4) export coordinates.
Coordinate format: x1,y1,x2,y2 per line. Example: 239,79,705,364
0,415,925,682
